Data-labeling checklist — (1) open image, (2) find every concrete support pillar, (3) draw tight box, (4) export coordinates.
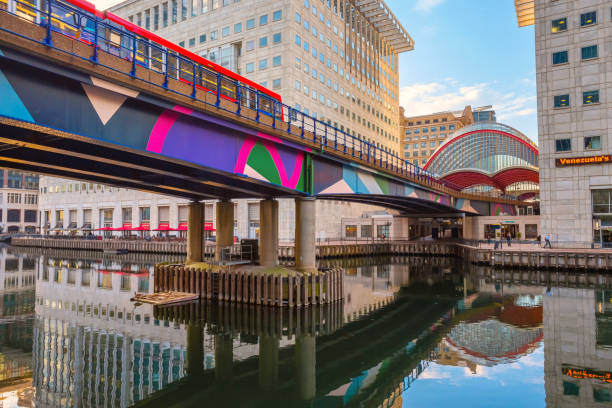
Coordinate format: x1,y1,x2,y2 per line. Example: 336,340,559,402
186,202,204,264
186,324,204,376
216,200,234,263
295,198,316,274
295,334,316,401
258,335,279,390
259,199,279,268
214,333,233,381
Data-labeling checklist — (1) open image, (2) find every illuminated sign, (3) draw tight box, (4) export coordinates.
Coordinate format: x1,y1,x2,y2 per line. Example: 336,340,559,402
563,366,612,383
556,154,612,167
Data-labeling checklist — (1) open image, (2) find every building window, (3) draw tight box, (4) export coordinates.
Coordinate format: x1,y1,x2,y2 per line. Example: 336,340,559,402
234,22,241,33
552,50,568,65
361,224,372,238
345,225,357,238
246,40,254,51
594,388,612,402
552,18,567,33
525,224,538,239
583,90,599,105
246,18,255,29
555,138,571,152
199,34,206,43
259,14,268,25
24,210,36,223
295,34,301,46
210,30,217,40
273,33,281,43
272,55,281,66
7,193,21,204
222,26,229,37
581,45,598,60
259,36,268,47
272,10,282,21
188,38,195,47
245,62,254,73
7,209,20,223
563,381,579,396
580,11,596,27
272,78,281,89
585,136,601,150
7,171,21,189
259,59,267,70
554,94,569,108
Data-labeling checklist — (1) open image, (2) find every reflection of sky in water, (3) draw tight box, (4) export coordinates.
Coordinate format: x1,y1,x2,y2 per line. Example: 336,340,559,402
402,342,545,408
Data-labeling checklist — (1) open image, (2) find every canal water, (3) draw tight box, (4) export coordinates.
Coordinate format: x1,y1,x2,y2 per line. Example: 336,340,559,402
0,245,609,407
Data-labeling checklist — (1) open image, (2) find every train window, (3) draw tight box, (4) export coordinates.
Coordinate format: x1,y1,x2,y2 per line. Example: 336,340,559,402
109,31,121,47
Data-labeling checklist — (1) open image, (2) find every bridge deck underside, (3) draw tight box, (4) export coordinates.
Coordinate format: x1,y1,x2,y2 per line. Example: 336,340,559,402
0,120,301,201
317,194,464,215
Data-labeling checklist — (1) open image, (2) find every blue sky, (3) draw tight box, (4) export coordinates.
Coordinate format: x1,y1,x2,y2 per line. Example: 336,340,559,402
402,342,545,407
388,0,537,143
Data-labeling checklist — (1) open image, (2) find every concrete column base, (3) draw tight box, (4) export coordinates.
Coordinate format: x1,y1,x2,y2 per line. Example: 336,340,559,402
186,202,204,264
295,197,316,274
259,199,279,268
216,200,234,263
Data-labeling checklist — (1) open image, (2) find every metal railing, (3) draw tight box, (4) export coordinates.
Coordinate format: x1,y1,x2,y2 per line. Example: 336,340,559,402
0,0,518,200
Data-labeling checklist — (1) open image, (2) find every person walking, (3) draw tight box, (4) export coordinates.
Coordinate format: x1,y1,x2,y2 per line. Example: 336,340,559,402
506,233,511,247
544,234,552,249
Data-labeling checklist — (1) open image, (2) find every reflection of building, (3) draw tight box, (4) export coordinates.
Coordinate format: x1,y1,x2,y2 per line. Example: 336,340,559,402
544,288,612,406
515,0,611,247
400,105,495,166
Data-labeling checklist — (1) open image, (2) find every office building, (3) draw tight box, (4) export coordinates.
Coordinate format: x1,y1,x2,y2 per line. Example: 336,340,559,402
516,0,612,247
400,105,496,166
0,170,39,234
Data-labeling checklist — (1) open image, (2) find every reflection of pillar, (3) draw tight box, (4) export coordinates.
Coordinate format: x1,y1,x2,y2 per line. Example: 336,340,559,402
186,202,204,264
214,333,233,381
216,200,234,263
258,335,279,390
295,334,316,400
259,199,279,268
295,198,316,274
187,324,204,376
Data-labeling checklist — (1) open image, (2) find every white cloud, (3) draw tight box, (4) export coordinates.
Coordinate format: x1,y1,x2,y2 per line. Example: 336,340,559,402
414,0,445,12
399,79,537,140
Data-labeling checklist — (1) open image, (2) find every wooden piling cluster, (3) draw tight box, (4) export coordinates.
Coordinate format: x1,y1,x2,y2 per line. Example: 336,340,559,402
154,265,344,307
153,299,345,338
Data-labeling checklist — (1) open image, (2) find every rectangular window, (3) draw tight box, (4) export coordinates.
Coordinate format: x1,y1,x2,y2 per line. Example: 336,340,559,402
273,33,281,43
199,34,206,43
201,0,208,13
272,78,281,89
295,34,301,46
191,0,196,17
259,14,268,25
246,40,254,51
188,38,195,47
581,45,598,60
552,50,568,65
153,6,159,30
272,55,281,66
554,94,569,108
210,30,217,40
585,136,601,150
295,12,301,23
345,225,357,238
245,62,254,73
259,59,267,69
234,22,242,33
171,0,177,23
144,9,150,29
580,11,596,27
222,26,229,37
583,90,599,105
162,2,168,27
552,18,567,33
259,37,267,47
181,0,187,20
555,138,571,152
272,10,282,21
246,18,255,29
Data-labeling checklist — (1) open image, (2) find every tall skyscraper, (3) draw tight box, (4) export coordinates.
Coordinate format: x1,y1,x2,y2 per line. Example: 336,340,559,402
516,0,612,247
